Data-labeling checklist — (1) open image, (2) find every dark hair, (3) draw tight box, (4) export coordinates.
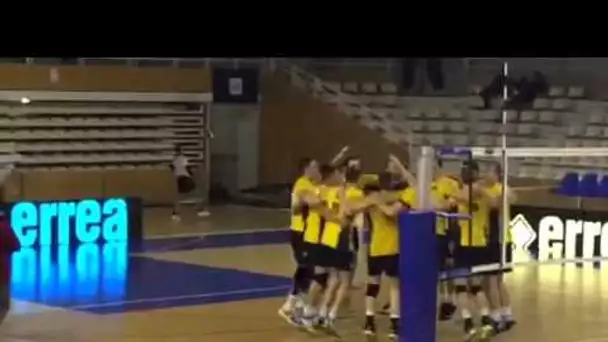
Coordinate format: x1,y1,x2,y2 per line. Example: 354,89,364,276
320,164,336,180
345,166,361,183
378,171,394,190
461,159,479,184
436,158,444,168
489,161,502,178
298,158,313,173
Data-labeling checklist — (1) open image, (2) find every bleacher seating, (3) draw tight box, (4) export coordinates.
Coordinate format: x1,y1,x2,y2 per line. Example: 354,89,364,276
285,64,608,181
0,104,204,169
0,96,208,204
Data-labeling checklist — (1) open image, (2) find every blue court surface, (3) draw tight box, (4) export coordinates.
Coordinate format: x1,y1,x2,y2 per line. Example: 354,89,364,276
10,229,293,314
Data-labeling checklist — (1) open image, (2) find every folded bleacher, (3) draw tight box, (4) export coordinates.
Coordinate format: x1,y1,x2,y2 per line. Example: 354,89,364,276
0,97,208,204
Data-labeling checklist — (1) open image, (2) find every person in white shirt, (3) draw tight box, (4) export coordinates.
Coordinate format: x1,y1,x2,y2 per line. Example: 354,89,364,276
171,145,210,221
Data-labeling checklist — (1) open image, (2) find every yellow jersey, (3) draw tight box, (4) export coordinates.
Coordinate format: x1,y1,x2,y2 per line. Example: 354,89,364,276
433,176,460,235
487,182,512,243
367,190,402,257
399,177,459,235
290,176,316,233
458,188,491,247
303,184,325,244
320,186,364,251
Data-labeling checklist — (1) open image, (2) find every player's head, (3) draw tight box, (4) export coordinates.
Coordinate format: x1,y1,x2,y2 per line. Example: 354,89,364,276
299,158,320,181
320,164,343,186
344,156,362,171
344,165,361,184
378,171,394,192
174,144,183,154
461,159,480,184
486,161,502,184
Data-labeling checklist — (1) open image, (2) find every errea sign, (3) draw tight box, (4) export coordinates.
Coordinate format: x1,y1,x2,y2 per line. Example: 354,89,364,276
510,209,608,262
537,216,608,261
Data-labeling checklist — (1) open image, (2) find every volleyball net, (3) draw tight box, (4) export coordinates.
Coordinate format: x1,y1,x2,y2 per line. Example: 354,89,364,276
399,145,608,342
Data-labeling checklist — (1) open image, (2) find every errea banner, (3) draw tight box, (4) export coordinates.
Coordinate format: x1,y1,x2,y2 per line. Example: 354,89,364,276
6,197,143,249
509,206,608,262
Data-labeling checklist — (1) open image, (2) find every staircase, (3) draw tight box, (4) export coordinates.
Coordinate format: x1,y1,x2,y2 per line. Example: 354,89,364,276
272,61,414,163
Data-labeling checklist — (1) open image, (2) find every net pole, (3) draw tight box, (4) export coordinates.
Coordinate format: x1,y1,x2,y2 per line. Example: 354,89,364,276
401,145,438,342
416,146,434,210
500,61,509,268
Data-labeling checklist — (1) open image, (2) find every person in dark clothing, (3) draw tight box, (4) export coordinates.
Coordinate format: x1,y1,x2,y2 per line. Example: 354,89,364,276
530,71,549,97
0,208,19,325
509,71,549,111
479,72,515,109
401,59,445,93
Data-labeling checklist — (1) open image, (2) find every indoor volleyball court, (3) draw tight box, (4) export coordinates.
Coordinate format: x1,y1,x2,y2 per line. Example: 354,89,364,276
3,59,608,342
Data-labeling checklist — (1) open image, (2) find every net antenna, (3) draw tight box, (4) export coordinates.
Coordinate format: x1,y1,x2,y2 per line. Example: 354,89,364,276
500,61,509,270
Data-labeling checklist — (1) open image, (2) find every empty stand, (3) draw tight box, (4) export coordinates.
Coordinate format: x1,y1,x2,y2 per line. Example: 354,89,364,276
283,64,608,181
0,91,211,204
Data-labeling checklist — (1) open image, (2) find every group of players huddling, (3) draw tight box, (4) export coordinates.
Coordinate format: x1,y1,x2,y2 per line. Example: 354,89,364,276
278,146,517,341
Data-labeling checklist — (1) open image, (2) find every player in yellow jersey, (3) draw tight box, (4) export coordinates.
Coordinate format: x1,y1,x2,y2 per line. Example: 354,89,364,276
484,162,517,333
384,157,461,323
278,157,321,323
452,160,497,341
299,165,374,336
433,159,461,321
339,163,365,312
361,171,407,340
279,146,351,324
314,172,368,335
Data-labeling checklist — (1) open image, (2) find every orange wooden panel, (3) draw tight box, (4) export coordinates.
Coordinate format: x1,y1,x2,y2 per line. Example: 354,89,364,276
103,169,175,204
0,65,211,93
21,170,104,201
259,73,409,184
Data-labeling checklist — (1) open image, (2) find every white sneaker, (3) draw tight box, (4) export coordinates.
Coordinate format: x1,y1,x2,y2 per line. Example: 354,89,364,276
197,210,210,217
171,215,181,222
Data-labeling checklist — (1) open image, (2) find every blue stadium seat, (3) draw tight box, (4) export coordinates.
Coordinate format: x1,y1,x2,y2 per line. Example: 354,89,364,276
558,172,580,197
598,176,608,198
579,173,599,197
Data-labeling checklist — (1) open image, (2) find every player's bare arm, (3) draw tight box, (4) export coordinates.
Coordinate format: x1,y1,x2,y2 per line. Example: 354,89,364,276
330,145,350,167
388,154,417,188
375,201,405,217
344,195,377,216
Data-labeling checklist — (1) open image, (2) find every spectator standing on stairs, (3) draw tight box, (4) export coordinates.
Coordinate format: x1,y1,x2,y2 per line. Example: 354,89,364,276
509,71,549,111
479,72,516,109
401,59,445,94
171,144,210,222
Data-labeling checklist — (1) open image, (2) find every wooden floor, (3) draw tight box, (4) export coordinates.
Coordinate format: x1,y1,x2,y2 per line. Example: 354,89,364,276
3,205,608,342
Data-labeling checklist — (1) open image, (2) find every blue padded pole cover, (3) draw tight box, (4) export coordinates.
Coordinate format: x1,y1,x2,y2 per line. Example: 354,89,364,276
399,211,438,342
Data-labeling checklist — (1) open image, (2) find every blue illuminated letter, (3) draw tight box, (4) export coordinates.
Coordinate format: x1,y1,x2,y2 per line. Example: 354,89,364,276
102,198,128,242
11,202,38,248
57,202,76,245
75,200,101,244
38,203,57,246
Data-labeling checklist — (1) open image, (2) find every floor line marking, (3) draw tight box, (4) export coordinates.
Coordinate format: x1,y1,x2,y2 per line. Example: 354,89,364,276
146,227,288,240
69,285,291,310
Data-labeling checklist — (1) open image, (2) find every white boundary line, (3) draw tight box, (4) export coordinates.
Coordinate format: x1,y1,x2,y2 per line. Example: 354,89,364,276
69,285,291,310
